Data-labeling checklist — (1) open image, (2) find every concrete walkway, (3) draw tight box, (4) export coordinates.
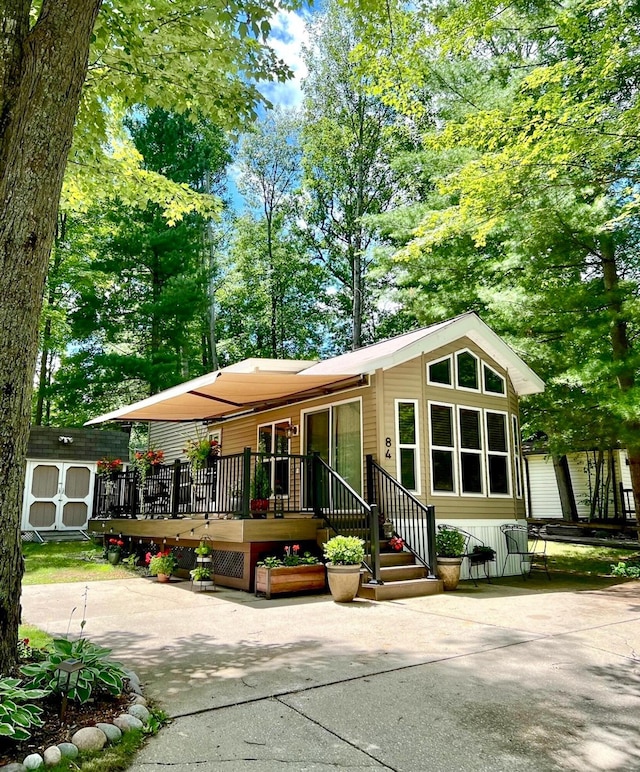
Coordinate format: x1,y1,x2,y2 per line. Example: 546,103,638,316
21,577,640,771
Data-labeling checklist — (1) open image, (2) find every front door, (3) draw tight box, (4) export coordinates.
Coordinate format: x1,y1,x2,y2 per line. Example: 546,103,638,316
22,461,95,531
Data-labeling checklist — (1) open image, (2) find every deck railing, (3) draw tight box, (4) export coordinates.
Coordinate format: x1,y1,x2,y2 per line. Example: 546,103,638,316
366,455,437,576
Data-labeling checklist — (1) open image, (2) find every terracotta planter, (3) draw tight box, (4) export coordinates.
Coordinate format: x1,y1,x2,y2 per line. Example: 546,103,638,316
156,573,171,583
436,557,463,591
326,563,362,602
255,564,326,599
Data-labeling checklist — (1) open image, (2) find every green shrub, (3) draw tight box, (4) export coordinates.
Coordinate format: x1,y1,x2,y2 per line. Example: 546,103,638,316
611,561,640,579
323,535,365,565
0,677,47,741
21,637,127,705
435,528,466,557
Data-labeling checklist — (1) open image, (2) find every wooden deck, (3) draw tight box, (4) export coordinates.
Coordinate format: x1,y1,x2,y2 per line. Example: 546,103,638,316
88,516,324,592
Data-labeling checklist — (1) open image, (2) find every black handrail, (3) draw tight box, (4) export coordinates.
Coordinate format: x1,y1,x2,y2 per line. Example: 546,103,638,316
366,455,437,577
313,455,381,584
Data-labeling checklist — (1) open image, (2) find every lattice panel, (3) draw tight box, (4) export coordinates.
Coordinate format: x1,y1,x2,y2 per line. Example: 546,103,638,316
213,550,244,579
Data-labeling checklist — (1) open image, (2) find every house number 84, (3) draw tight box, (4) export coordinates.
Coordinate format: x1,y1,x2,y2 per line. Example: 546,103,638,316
385,437,392,458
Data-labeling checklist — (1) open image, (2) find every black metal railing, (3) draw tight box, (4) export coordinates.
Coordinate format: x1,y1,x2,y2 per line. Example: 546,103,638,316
314,455,381,584
93,449,329,521
366,455,437,576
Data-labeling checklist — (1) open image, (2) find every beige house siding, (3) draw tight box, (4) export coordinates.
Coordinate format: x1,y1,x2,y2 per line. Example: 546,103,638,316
148,334,527,524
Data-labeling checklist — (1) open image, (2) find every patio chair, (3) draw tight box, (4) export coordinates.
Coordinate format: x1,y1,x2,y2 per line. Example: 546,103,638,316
437,524,497,586
143,478,170,517
500,524,550,579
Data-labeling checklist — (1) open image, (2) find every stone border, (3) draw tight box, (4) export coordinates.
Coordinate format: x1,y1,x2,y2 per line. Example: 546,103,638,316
1,671,151,771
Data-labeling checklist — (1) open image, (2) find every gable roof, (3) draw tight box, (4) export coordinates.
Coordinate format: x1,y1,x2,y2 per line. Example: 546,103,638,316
300,312,544,396
86,312,543,425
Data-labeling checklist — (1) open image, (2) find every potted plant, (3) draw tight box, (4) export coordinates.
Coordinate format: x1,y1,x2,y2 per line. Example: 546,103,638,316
255,545,325,599
96,457,124,479
468,545,496,564
194,540,212,562
190,564,214,590
435,528,466,591
184,436,221,471
106,538,124,565
146,549,177,583
250,460,271,517
323,535,365,602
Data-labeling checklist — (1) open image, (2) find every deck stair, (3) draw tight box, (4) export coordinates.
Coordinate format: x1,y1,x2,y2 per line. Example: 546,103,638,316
358,545,442,601
26,530,91,543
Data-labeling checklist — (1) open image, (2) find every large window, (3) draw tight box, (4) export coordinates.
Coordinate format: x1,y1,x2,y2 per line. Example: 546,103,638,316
430,402,455,493
258,421,290,496
486,411,510,495
427,356,452,387
456,350,479,391
512,415,523,498
483,364,506,395
396,400,419,492
458,407,483,495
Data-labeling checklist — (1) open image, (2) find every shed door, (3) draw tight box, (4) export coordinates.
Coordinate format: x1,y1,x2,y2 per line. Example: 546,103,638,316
23,462,94,531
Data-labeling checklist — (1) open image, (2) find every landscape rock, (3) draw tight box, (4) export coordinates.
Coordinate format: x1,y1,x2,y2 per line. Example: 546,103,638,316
22,755,43,770
56,743,78,759
1,763,26,771
124,670,141,690
42,747,61,767
113,713,143,732
130,694,147,706
128,704,150,723
70,726,107,752
96,722,122,743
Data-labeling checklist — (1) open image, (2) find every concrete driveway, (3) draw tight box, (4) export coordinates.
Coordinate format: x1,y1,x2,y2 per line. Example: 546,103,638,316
21,577,640,771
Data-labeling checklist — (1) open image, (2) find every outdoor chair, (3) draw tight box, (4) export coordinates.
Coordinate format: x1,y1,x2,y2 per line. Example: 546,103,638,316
437,524,497,586
143,478,170,517
500,524,550,579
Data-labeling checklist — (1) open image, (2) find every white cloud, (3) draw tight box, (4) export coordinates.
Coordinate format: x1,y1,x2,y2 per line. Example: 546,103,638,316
260,9,311,107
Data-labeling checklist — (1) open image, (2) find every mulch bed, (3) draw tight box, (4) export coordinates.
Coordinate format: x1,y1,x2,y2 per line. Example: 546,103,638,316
0,689,129,767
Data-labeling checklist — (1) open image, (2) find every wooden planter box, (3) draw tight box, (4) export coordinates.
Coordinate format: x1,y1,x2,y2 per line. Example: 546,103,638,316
255,564,326,599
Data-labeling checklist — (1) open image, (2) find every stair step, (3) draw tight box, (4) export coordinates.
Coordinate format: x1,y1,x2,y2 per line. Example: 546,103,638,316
377,565,428,581
33,530,90,543
358,578,443,601
366,552,417,567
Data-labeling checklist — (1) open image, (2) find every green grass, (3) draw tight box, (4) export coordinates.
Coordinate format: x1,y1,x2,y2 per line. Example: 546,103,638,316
545,541,640,575
18,624,53,650
22,541,133,585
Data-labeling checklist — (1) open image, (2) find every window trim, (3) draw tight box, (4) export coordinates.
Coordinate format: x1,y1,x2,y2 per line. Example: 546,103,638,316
512,415,523,499
485,409,511,497
455,348,480,393
482,363,506,397
257,419,292,499
426,354,454,389
457,405,486,498
395,399,420,494
428,400,458,496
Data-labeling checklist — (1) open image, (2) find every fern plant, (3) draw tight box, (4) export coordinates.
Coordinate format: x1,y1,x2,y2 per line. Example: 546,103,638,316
21,637,127,705
0,677,47,741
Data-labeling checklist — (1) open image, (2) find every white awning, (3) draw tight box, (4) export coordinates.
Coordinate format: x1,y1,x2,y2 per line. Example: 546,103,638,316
85,369,363,424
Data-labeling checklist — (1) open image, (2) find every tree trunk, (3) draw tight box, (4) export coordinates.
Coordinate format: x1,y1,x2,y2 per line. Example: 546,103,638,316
0,0,102,674
600,236,640,535
552,454,578,521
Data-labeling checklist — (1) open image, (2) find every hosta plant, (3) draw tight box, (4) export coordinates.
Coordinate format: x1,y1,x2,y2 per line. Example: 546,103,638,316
21,637,127,705
0,677,47,741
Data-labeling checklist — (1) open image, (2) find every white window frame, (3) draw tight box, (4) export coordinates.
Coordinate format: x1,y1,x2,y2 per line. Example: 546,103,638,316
512,415,523,499
426,354,454,389
485,409,511,497
482,362,506,397
455,348,480,393
257,419,292,498
457,405,485,498
428,400,457,496
395,399,420,494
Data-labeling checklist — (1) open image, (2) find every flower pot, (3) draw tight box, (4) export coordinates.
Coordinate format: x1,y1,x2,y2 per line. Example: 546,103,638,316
326,563,362,602
250,499,269,517
436,556,463,591
107,550,121,565
192,579,215,591
156,573,171,583
196,555,212,563
255,564,326,599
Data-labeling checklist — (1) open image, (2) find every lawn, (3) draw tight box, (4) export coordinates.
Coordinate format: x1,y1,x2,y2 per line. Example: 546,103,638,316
22,541,133,585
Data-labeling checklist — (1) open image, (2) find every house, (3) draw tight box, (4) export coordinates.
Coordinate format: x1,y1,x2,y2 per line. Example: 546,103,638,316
87,312,544,594
22,426,130,538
